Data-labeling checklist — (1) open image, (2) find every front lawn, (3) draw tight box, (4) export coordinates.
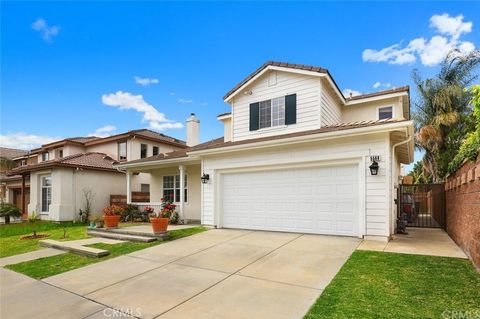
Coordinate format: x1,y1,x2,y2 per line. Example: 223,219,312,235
304,251,480,319
6,226,207,279
0,222,89,258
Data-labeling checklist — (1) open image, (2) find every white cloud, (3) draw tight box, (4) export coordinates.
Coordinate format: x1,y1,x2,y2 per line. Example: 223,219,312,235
178,98,193,104
101,91,183,131
0,133,59,150
31,18,60,42
342,89,362,98
373,82,391,89
88,125,116,138
363,13,475,66
134,76,159,86
169,92,176,96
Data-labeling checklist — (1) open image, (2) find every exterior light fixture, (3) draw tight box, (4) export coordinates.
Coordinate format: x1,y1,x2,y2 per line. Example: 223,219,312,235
369,160,379,176
201,173,210,184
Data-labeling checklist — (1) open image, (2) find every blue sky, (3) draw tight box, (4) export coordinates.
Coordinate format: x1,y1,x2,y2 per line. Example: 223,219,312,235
1,1,479,170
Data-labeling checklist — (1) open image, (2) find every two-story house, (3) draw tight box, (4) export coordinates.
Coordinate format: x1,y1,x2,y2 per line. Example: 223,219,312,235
4,130,186,221
117,61,414,241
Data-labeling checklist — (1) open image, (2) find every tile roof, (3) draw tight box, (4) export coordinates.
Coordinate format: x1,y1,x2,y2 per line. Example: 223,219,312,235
223,61,330,101
346,86,410,101
8,152,121,175
121,137,225,165
0,147,28,159
120,119,410,167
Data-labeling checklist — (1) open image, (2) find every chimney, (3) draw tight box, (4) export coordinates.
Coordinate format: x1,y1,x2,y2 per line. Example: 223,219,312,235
186,113,200,147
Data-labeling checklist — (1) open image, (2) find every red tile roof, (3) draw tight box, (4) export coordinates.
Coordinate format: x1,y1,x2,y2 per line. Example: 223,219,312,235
346,86,410,101
8,152,121,175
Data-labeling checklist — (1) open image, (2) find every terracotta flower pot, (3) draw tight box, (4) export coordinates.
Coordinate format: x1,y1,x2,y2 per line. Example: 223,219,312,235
150,217,169,233
103,215,121,228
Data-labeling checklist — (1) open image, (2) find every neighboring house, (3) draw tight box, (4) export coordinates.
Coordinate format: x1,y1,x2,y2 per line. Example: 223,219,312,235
117,61,414,241
4,130,186,221
1,147,30,220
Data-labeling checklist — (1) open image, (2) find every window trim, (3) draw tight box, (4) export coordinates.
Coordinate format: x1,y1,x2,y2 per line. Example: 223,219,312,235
118,141,127,161
41,175,52,213
258,96,286,129
140,143,148,159
152,146,159,156
41,152,49,162
162,174,188,204
377,105,394,120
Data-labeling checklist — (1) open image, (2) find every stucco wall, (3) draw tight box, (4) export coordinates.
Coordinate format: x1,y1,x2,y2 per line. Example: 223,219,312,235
201,132,393,238
28,168,126,221
342,97,404,123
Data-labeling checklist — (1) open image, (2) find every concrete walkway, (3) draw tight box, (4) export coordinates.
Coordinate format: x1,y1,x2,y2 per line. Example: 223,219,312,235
0,248,66,267
36,229,360,319
357,228,467,259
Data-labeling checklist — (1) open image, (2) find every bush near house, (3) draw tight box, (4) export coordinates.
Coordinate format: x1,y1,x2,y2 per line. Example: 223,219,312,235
0,203,21,224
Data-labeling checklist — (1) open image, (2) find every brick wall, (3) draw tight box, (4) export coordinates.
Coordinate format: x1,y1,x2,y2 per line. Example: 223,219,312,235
444,156,480,270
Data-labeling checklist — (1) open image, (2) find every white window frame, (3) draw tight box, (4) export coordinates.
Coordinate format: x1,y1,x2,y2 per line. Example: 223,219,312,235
140,143,148,159
41,152,49,162
118,141,127,161
41,176,52,213
259,96,286,129
377,105,394,120
162,174,188,203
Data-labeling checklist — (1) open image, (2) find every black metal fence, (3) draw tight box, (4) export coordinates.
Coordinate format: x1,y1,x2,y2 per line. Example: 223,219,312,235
397,184,446,229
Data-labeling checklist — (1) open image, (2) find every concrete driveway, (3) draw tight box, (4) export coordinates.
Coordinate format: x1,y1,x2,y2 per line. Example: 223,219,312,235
5,229,360,319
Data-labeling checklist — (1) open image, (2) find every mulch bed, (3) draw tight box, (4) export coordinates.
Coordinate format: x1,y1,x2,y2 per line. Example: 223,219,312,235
20,234,50,240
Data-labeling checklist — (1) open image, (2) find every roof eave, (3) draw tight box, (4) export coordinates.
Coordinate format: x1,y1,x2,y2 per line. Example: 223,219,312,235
115,155,200,170
188,121,414,156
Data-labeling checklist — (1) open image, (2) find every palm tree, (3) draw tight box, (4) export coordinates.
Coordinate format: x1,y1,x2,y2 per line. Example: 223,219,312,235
413,50,480,182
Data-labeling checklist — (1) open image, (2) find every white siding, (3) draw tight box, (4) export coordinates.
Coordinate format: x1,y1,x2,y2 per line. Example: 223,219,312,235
201,132,392,238
231,71,321,142
321,86,342,126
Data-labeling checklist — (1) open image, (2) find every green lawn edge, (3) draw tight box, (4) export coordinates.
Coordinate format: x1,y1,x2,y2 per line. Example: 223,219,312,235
5,226,207,279
304,250,480,319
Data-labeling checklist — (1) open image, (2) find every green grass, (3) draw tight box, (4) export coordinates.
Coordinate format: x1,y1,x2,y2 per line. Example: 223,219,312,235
304,250,480,319
0,225,90,258
0,221,87,238
6,226,207,279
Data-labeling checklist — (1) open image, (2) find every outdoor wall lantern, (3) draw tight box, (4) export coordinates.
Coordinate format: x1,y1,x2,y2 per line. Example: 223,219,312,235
369,160,379,176
201,173,210,184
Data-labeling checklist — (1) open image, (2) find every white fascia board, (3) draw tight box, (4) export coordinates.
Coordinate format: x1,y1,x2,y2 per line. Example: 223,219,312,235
115,156,200,170
224,65,346,105
345,92,408,106
188,121,414,156
217,113,232,121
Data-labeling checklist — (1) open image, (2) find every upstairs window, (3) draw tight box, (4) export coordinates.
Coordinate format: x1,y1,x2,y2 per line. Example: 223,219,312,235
140,144,148,158
118,141,127,161
259,97,285,129
378,106,393,120
41,152,49,161
153,146,159,156
250,94,296,131
55,149,63,158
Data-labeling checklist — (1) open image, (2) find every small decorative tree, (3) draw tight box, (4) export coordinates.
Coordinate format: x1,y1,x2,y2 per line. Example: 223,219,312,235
28,211,39,237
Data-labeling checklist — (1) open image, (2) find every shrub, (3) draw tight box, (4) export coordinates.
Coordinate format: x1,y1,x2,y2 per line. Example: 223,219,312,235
0,203,22,224
160,197,179,224
121,204,148,222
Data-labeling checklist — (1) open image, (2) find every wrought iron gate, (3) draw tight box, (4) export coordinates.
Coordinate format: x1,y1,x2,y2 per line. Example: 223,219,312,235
397,184,446,229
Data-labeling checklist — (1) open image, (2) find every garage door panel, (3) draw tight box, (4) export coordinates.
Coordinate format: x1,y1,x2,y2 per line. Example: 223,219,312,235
221,165,359,236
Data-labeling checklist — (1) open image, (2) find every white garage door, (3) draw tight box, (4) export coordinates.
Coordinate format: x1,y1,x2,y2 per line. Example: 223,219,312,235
221,164,359,236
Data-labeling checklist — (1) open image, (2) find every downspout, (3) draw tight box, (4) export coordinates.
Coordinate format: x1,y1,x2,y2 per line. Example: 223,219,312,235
391,129,412,235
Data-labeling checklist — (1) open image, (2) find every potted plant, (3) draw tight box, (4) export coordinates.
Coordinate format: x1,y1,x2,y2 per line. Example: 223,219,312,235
149,198,176,233
102,204,123,228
